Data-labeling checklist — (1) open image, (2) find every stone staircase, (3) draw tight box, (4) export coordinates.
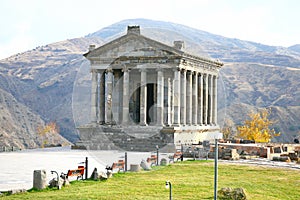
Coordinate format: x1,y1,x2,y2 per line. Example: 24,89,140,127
110,126,166,151
75,125,173,152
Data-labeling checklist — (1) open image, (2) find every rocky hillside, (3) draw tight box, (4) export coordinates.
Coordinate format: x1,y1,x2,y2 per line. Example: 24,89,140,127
0,18,299,148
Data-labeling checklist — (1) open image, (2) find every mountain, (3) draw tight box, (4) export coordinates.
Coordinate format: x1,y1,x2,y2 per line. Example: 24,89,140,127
0,18,299,148
289,44,300,53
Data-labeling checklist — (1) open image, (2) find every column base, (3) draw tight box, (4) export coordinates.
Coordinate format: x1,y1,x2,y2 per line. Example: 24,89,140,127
139,122,148,126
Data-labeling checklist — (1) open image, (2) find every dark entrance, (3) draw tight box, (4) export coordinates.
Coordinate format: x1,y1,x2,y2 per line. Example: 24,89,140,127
129,85,140,124
146,83,155,124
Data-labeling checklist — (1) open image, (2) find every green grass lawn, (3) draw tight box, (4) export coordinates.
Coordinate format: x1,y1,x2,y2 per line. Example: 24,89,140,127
1,160,300,199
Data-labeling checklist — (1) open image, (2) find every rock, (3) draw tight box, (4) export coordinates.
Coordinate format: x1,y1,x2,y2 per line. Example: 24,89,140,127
33,170,47,190
49,178,64,189
218,187,247,200
8,189,27,195
90,168,99,180
60,173,70,186
130,164,141,172
140,160,151,170
106,170,113,179
272,156,291,162
160,158,168,166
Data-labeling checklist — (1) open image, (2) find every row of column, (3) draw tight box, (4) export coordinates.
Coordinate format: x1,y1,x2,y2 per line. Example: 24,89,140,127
173,68,217,126
90,67,218,127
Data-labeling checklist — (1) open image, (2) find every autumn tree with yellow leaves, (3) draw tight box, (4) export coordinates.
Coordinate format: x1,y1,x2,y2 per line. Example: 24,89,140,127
237,108,280,143
36,122,59,148
37,121,59,135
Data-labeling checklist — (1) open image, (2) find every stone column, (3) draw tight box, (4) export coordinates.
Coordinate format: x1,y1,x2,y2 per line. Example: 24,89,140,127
91,69,98,124
99,71,105,124
167,77,172,126
113,70,121,124
192,71,198,125
180,69,186,125
186,71,192,125
105,68,113,124
157,69,164,126
140,69,147,126
118,71,123,124
198,73,203,125
208,74,213,125
173,68,181,125
203,73,208,125
212,75,218,125
122,67,130,125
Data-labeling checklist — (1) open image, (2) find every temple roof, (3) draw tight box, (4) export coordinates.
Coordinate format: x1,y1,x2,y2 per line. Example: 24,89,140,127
84,26,223,68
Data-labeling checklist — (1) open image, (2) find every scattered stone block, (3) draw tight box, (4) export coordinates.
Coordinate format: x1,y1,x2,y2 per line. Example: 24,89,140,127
160,158,168,166
8,189,27,195
90,168,99,180
33,170,47,190
272,156,291,162
48,178,63,189
140,160,151,170
218,187,247,200
221,148,240,160
130,164,141,172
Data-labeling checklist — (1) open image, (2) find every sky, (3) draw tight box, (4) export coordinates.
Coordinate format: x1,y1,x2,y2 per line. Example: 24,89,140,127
0,0,299,59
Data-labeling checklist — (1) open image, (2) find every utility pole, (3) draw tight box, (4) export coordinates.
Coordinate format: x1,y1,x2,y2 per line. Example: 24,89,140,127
214,139,218,200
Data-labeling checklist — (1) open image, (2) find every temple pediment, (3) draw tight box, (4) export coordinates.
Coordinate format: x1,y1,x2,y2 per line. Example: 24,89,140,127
84,28,184,63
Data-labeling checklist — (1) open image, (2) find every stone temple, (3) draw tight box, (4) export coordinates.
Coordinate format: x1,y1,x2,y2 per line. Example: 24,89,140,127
75,26,223,152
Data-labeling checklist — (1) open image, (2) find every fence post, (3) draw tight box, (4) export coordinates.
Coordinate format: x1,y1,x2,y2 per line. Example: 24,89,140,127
85,157,88,180
214,139,218,200
125,152,128,172
156,146,159,166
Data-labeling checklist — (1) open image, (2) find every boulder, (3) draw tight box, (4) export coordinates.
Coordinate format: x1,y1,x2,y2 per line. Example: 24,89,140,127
160,158,168,166
140,160,151,170
48,178,63,189
90,168,99,180
218,187,247,200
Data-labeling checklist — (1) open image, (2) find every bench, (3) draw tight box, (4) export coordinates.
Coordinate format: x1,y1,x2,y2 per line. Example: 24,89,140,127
66,166,85,180
147,155,157,166
169,151,183,163
110,160,125,173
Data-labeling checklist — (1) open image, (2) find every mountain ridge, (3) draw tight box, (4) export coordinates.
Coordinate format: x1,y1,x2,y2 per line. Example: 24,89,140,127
0,18,299,148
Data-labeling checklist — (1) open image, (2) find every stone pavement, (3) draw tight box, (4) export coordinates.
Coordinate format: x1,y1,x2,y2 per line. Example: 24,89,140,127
219,158,300,170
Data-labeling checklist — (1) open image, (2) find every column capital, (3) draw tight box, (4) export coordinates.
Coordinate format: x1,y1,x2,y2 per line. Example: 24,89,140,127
139,68,148,72
186,70,193,76
122,66,129,72
156,67,164,72
173,67,182,72
192,71,199,76
106,67,113,73
90,69,98,73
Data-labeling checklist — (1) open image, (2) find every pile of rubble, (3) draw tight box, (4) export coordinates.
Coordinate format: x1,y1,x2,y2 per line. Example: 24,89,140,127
213,142,300,162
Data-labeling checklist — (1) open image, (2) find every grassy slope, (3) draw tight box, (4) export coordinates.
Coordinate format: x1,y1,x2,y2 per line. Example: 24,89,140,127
1,160,300,200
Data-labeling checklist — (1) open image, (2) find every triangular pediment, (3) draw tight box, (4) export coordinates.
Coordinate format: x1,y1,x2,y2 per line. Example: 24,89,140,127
85,33,184,61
